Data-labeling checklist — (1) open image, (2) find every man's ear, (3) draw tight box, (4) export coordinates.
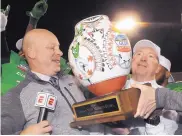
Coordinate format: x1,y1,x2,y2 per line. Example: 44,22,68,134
166,71,171,79
27,46,36,59
155,64,161,74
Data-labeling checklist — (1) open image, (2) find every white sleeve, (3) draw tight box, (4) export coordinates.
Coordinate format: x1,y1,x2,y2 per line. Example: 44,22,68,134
1,12,7,32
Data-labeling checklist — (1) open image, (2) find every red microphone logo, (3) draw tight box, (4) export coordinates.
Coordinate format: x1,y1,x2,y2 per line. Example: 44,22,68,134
35,93,47,107
46,95,56,110
38,96,44,103
48,98,54,105
35,92,57,110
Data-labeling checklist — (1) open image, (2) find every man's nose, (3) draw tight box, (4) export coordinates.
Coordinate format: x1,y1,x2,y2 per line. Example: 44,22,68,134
141,55,147,61
56,48,63,56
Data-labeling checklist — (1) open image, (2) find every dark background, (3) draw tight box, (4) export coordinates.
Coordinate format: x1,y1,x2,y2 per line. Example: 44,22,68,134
2,0,182,72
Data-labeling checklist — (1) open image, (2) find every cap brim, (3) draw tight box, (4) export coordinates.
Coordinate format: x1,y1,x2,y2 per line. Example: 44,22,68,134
16,38,23,51
133,40,160,59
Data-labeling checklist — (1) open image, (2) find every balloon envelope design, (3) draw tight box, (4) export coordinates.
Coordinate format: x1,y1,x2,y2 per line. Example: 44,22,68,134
68,15,132,96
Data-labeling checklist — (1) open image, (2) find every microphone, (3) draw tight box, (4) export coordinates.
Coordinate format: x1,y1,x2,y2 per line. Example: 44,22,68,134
34,89,57,123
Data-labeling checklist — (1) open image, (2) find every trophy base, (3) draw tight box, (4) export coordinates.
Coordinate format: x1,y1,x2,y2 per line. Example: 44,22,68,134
70,112,133,128
70,87,140,128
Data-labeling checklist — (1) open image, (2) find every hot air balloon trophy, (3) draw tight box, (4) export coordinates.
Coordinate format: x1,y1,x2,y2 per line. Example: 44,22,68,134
68,15,140,128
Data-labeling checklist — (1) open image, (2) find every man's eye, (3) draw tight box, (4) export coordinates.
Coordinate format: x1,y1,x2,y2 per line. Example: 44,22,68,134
137,53,141,56
149,55,154,58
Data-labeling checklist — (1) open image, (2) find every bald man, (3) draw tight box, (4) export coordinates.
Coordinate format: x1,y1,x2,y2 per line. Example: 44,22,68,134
1,29,90,135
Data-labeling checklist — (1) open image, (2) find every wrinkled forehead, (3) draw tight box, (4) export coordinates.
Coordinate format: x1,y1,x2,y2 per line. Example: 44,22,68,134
45,42,60,48
136,47,158,57
38,34,59,47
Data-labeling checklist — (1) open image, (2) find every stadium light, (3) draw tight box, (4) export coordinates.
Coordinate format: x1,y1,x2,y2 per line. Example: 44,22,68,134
115,17,136,30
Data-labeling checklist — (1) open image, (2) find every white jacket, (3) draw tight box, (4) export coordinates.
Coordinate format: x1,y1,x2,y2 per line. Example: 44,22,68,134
124,78,178,135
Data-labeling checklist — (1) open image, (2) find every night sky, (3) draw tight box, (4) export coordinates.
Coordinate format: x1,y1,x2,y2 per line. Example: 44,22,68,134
2,0,182,72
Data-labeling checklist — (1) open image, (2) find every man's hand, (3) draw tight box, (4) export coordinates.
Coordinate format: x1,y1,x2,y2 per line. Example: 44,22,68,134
26,0,48,20
131,83,157,119
1,5,10,32
20,120,52,135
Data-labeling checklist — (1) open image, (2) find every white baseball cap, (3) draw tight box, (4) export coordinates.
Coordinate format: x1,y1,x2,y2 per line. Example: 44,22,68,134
16,38,23,50
159,55,175,83
159,55,171,71
133,39,161,59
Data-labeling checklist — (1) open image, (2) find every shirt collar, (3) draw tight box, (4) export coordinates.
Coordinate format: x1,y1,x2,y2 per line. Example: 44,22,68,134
31,71,51,82
130,78,155,84
130,78,162,88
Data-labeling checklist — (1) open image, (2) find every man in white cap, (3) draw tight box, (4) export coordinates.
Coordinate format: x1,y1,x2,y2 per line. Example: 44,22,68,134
124,39,162,89
114,39,178,135
156,55,175,87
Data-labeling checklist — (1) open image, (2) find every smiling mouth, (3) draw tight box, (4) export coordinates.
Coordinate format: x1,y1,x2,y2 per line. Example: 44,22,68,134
138,64,147,68
53,60,60,65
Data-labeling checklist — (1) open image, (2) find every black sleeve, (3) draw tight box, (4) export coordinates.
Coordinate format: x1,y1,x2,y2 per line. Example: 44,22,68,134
1,31,10,64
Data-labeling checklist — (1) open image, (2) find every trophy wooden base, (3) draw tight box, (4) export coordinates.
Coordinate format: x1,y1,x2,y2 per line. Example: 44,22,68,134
70,113,133,128
70,87,140,128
